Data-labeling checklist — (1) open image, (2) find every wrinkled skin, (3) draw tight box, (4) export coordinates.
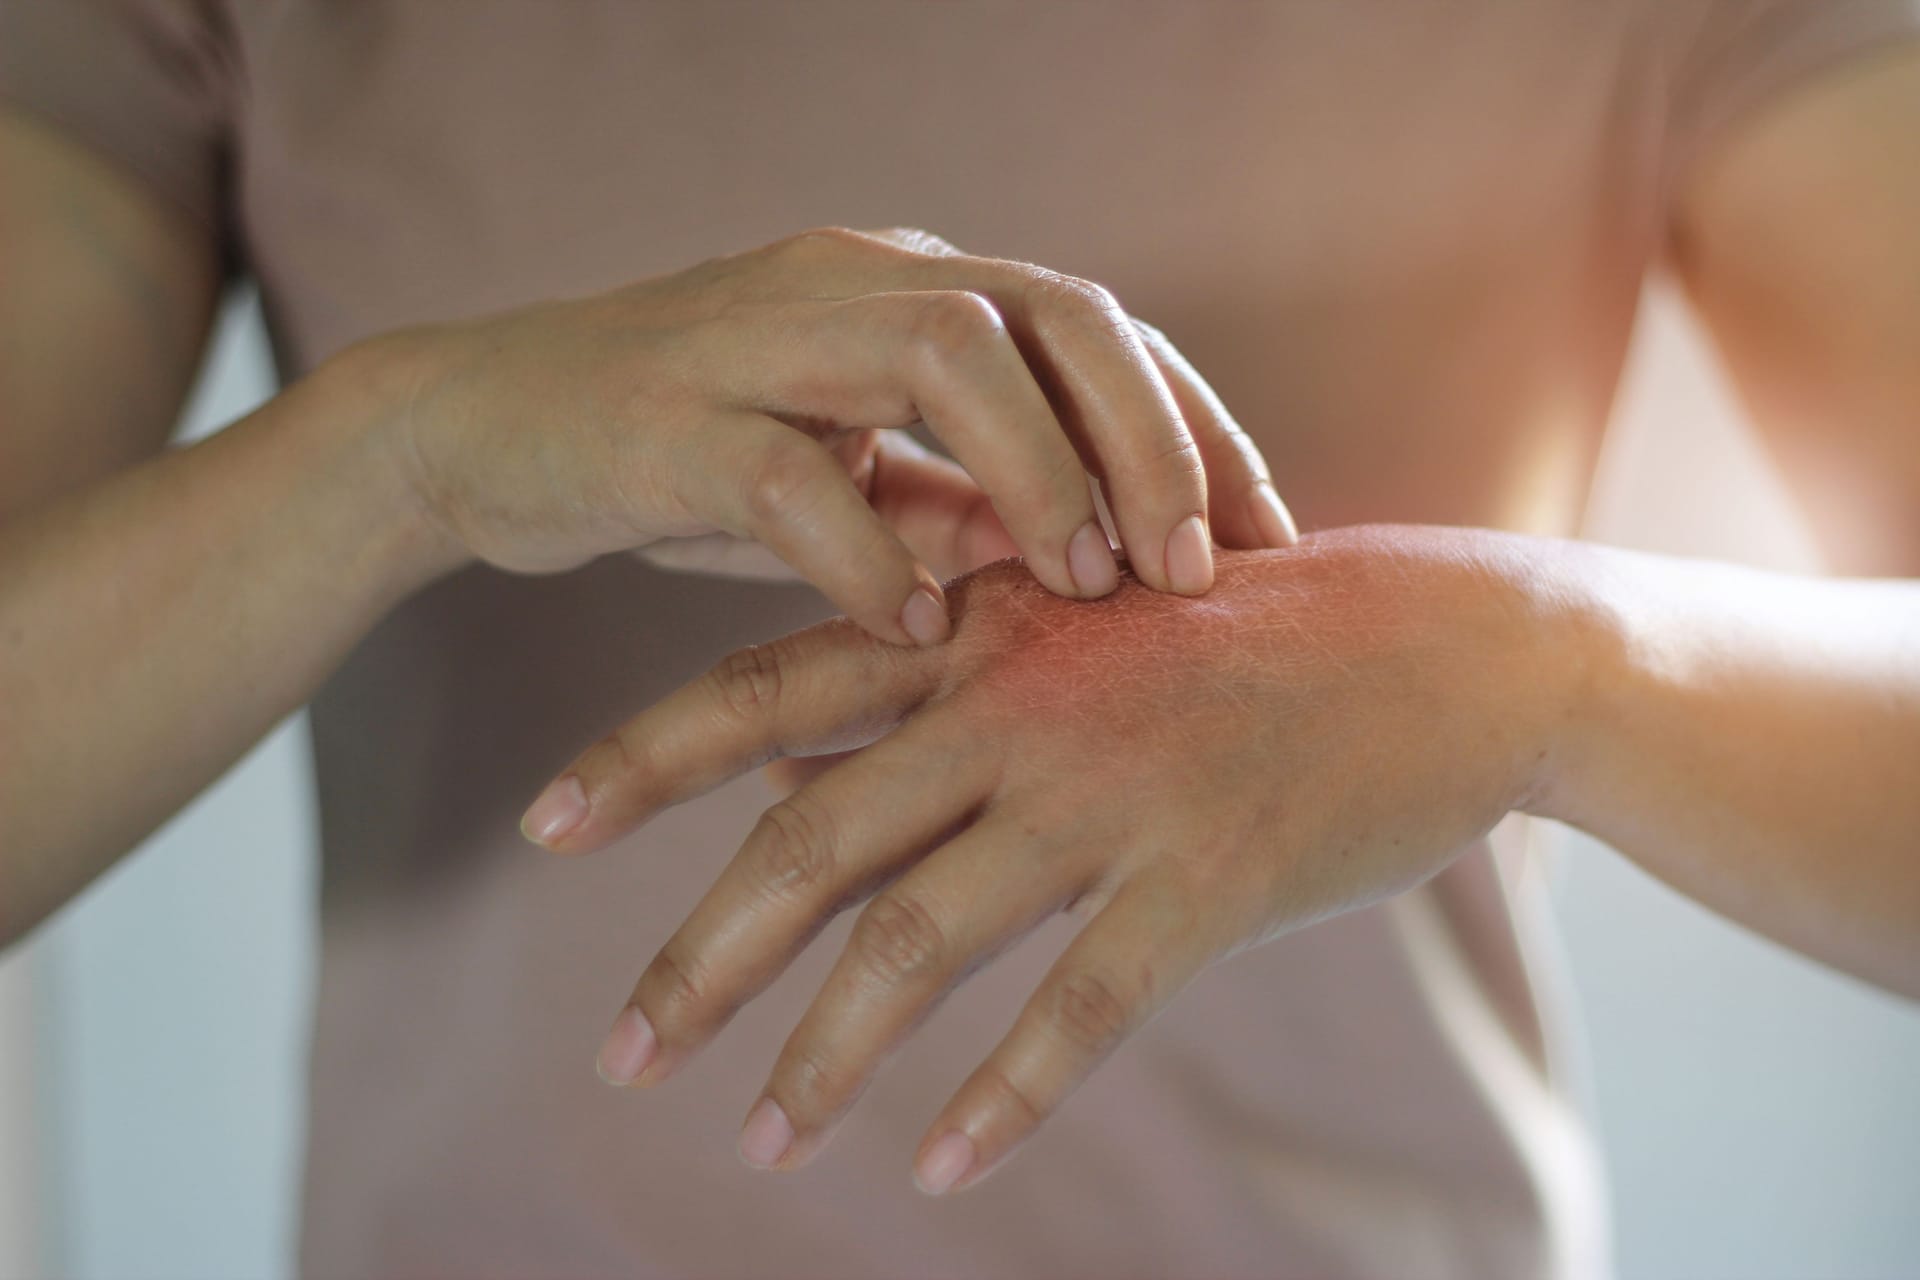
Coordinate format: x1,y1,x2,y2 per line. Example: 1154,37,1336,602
528,525,1583,1194
384,225,1296,649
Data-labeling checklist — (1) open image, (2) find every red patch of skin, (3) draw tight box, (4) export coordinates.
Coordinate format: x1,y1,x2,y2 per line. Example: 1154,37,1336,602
599,524,1590,1196
935,538,1424,740
765,528,1526,810
760,526,1568,939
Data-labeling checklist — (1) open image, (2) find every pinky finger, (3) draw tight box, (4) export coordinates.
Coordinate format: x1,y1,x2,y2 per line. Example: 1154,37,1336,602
909,876,1214,1197
1131,318,1297,550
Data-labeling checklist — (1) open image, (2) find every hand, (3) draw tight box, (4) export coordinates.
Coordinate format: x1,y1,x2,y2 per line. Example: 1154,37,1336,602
524,526,1589,1194
370,226,1296,646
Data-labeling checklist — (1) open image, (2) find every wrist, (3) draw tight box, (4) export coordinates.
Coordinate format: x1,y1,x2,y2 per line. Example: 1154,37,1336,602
1257,525,1624,825
307,330,474,592
1505,535,1634,827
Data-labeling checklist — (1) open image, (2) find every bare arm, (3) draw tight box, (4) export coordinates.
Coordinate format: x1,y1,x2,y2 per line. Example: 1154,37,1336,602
1536,549,1920,995
0,110,446,945
0,109,1299,950
1534,43,1920,994
501,46,1920,1194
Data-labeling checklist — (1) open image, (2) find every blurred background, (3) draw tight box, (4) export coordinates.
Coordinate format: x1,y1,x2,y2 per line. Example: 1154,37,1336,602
1,283,1917,1279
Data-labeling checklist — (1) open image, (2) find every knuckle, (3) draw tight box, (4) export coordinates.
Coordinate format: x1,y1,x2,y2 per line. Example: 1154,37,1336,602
1128,314,1171,350
905,291,1007,372
1116,432,1207,493
775,225,862,260
741,435,829,528
1045,968,1135,1053
750,796,838,901
988,445,1088,522
882,226,960,257
592,723,645,781
850,890,949,985
974,1062,1047,1132
1220,427,1273,480
1026,271,1126,332
1031,445,1091,502
708,643,786,721
1149,432,1208,479
775,1043,845,1119
647,940,714,1027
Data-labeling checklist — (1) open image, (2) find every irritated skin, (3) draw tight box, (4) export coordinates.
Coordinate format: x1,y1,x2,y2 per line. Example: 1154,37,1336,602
514,533,1484,1186
9,40,1920,1212
534,524,1920,1196
0,114,1291,949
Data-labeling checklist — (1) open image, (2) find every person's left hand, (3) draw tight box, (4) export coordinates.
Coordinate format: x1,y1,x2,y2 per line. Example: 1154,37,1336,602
520,526,1594,1195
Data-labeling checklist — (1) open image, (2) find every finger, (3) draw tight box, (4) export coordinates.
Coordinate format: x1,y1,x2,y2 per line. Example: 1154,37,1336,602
521,621,939,854
1130,318,1297,550
909,874,1214,1196
629,531,801,581
734,233,1167,593
736,814,1092,1172
728,293,1113,600
835,253,1211,595
866,434,1021,580
686,411,954,647
597,721,997,1092
879,264,1198,602
760,750,855,795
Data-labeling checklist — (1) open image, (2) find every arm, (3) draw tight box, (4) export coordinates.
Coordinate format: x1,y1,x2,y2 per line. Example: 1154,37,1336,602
1536,550,1920,995
530,519,1920,1197
1671,42,1920,579
514,47,1920,1203
545,62,1920,1162
1538,41,1920,993
0,110,449,944
1,109,1296,949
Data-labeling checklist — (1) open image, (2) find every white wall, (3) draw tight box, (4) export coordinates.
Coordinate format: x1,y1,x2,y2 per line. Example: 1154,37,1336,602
1,287,1915,1279
0,949,42,1278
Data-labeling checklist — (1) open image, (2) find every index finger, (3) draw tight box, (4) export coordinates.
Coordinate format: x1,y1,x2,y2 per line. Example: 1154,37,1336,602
983,268,1214,595
519,622,941,854
754,232,1214,596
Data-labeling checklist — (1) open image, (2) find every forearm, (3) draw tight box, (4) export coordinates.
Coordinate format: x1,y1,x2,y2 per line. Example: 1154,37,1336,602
1532,542,1920,996
0,341,459,946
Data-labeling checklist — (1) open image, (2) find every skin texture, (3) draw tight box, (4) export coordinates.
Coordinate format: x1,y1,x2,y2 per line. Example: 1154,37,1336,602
535,529,1590,1191
5,24,1920,1221
391,223,1301,637
525,46,1920,1196
541,523,1920,1198
0,106,1291,946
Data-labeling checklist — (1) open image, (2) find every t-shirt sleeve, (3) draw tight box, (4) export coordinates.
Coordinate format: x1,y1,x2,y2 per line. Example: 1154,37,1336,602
1668,0,1920,180
0,0,237,240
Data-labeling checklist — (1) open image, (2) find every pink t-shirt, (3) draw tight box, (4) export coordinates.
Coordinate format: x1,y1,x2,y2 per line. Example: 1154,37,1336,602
5,3,1917,1276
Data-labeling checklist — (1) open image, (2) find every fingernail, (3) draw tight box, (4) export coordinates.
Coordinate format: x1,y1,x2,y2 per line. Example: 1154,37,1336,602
1164,514,1214,594
521,775,587,846
901,586,950,646
1248,482,1298,548
739,1096,795,1170
1067,520,1118,597
914,1130,975,1196
596,1006,657,1086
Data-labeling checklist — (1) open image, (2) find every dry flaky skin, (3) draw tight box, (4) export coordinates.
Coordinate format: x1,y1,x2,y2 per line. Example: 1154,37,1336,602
879,527,1568,931
545,523,1592,1194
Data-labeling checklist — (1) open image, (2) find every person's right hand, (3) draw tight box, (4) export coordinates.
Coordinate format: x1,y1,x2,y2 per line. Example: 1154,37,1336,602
366,226,1296,646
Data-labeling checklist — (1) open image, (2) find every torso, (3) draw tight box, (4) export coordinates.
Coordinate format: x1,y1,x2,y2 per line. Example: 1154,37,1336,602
227,3,1683,1273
